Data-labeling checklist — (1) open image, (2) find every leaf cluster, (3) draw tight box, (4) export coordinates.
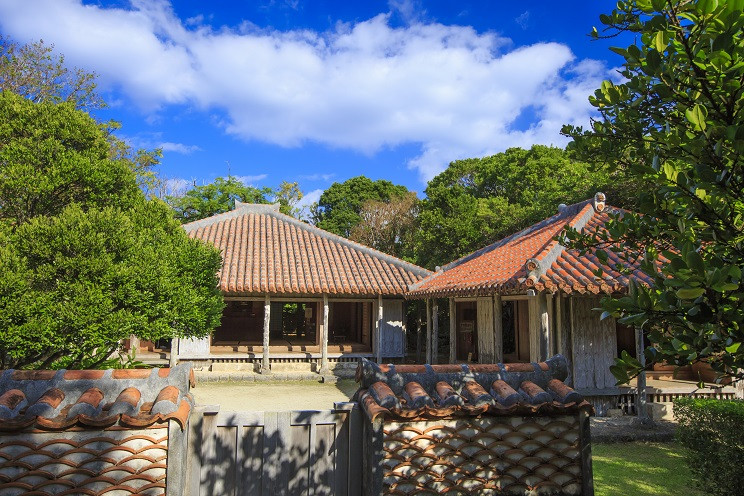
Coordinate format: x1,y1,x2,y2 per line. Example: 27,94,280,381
563,0,744,381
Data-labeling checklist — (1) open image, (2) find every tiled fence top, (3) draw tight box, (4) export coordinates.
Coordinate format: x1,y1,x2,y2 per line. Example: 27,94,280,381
0,364,194,431
356,355,592,420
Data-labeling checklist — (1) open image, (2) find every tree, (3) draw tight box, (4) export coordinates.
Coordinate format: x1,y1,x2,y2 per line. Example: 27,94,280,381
561,0,744,382
167,176,273,223
416,145,612,269
311,176,409,237
0,91,224,369
274,181,304,218
0,36,103,111
349,191,419,261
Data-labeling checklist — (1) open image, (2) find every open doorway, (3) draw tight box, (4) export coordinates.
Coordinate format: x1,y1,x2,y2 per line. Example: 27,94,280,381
502,300,530,362
455,302,478,361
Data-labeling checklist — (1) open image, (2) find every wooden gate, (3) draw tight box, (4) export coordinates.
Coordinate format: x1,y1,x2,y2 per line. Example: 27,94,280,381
185,403,362,496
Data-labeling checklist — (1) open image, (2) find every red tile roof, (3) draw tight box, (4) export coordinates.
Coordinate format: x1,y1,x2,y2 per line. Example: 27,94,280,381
185,202,431,296
408,193,654,297
355,355,591,420
0,364,194,431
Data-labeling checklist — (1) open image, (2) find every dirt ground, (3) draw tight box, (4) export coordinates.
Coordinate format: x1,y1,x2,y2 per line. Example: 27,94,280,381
192,379,359,411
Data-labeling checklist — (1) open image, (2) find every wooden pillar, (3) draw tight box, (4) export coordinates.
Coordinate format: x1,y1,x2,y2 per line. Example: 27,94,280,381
320,294,329,374
262,295,271,374
425,299,432,363
636,325,649,422
493,295,503,363
449,298,456,363
431,301,439,364
528,291,550,362
169,337,179,367
376,295,383,363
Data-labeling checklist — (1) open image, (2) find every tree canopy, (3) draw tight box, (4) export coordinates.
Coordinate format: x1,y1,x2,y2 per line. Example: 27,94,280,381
562,0,744,382
311,176,409,237
349,191,419,261
167,176,273,223
416,145,612,269
0,91,224,369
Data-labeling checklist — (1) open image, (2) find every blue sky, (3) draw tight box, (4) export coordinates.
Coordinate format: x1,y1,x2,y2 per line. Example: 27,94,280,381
0,0,626,208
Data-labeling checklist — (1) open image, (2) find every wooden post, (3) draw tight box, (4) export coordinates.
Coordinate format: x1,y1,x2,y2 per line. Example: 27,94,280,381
169,337,179,367
320,294,329,374
528,292,550,362
376,295,383,363
636,325,649,422
262,295,271,374
449,298,456,363
425,299,432,363
432,301,439,364
493,295,503,363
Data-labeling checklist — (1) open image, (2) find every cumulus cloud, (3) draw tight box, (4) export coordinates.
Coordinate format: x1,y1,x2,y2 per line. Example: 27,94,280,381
297,188,323,221
0,0,610,181
159,142,202,154
235,174,268,185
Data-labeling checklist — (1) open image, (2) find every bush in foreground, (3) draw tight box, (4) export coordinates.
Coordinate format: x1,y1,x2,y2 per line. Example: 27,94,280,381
674,397,744,496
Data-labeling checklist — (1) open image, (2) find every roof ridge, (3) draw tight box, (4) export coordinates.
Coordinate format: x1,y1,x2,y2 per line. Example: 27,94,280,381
264,209,432,278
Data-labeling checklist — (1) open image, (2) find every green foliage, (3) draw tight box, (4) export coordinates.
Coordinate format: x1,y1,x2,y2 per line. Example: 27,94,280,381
562,0,744,381
167,176,273,223
311,176,409,237
274,181,304,218
0,36,103,111
0,91,140,226
674,398,744,495
0,92,224,369
416,145,612,269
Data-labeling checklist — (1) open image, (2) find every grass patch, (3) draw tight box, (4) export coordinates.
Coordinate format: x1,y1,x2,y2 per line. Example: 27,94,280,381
592,442,701,496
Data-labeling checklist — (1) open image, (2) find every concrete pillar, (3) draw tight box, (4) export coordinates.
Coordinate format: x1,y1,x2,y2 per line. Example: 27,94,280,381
432,301,439,364
425,299,432,363
262,295,271,374
449,298,456,363
320,294,329,374
376,295,383,363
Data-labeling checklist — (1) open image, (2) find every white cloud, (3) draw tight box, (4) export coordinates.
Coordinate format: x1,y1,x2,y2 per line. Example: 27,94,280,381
235,174,268,185
0,0,610,182
159,142,202,154
298,172,335,182
297,188,323,221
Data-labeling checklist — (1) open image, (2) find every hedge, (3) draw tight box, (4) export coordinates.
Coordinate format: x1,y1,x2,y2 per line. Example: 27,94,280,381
674,397,744,496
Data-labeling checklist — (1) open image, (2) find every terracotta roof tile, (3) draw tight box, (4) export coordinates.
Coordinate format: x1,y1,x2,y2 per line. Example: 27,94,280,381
408,194,655,297
185,202,430,296
355,355,592,421
0,364,193,431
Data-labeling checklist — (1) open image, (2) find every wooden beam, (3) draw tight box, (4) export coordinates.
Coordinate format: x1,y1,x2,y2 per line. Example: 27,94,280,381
432,301,439,364
449,298,456,363
425,299,432,363
320,294,329,374
636,326,649,422
261,295,271,374
376,295,383,363
169,337,179,367
493,295,503,363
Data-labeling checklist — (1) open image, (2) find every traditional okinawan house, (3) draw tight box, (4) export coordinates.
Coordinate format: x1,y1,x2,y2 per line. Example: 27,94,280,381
174,202,431,374
406,193,736,414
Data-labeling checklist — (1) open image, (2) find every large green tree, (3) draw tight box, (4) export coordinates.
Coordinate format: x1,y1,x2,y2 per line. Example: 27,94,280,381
416,145,613,269
311,176,409,237
562,0,744,382
168,176,273,223
0,91,224,369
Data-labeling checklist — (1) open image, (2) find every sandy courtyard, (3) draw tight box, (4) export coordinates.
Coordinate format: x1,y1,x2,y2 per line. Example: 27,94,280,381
191,379,359,412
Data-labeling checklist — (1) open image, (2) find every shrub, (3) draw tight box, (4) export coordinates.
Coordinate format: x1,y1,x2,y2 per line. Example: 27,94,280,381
674,397,744,496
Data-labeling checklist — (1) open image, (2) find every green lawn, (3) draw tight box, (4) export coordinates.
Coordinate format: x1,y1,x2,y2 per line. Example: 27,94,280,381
593,442,702,496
